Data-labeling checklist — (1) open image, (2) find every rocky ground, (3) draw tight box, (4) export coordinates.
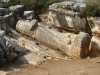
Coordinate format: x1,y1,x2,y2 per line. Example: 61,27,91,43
0,56,100,75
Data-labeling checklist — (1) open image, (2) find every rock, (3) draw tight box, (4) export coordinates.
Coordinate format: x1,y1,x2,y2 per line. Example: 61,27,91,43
0,36,9,62
73,3,86,12
48,1,86,33
70,32,91,58
34,23,71,55
9,5,25,17
0,17,7,33
0,13,18,32
49,1,75,11
91,36,100,51
11,43,27,54
17,53,46,65
18,37,40,53
24,11,35,20
16,19,38,37
0,8,10,16
3,13,18,28
0,0,9,3
89,17,100,36
0,30,5,36
0,48,5,61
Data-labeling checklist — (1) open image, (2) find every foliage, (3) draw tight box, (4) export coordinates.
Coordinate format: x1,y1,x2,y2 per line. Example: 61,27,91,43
19,0,37,10
81,4,100,17
0,0,62,14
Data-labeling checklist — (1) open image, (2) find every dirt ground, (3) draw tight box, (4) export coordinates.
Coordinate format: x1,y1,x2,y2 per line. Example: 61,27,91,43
0,56,99,75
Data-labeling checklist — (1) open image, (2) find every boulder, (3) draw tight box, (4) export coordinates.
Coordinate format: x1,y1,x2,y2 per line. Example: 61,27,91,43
73,3,86,12
3,13,18,28
0,17,7,33
91,36,100,52
89,17,100,36
0,8,10,16
48,11,86,32
11,43,27,54
48,1,86,33
16,19,38,37
9,5,25,17
17,53,46,65
49,1,75,11
24,11,35,20
0,13,18,32
0,0,9,3
89,36,100,57
0,30,5,36
70,32,91,58
0,36,9,62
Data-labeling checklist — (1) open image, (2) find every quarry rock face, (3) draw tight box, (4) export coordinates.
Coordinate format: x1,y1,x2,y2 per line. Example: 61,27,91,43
48,1,86,32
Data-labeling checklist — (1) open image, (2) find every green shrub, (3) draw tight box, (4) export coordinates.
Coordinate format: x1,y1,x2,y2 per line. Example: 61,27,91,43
81,4,100,17
19,0,37,10
0,0,62,14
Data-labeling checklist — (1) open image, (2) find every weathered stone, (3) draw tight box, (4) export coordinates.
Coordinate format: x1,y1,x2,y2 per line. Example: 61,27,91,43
49,1,75,11
11,43,27,54
0,30,5,36
48,1,87,32
17,53,46,65
0,0,9,3
89,17,100,36
0,13,18,33
73,3,86,12
48,11,86,32
16,19,38,37
3,13,18,28
0,8,10,16
24,11,35,20
70,32,91,58
16,19,91,58
34,23,71,55
0,17,7,33
91,36,100,52
0,36,9,62
9,5,25,16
